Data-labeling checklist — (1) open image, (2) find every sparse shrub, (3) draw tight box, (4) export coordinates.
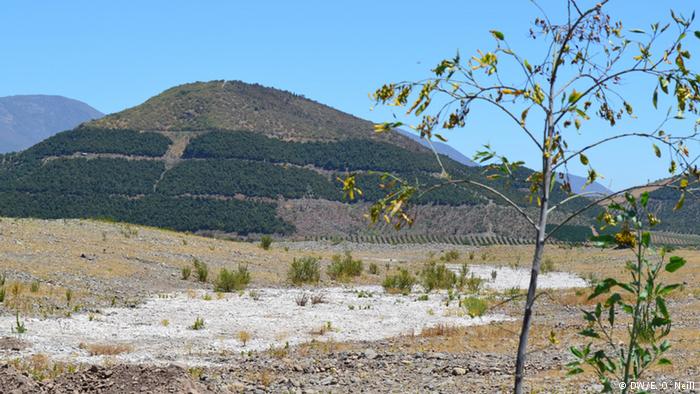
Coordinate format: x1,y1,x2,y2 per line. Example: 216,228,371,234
464,274,484,294
441,249,460,262
368,263,379,275
0,287,5,303
65,289,73,306
214,265,251,292
191,317,205,330
295,292,309,306
457,263,469,288
468,251,475,260
0,273,5,286
311,293,326,305
540,257,556,273
288,256,320,285
490,270,498,281
248,290,261,300
417,294,429,301
161,319,170,327
238,330,252,346
327,251,363,281
181,266,192,280
202,293,212,301
382,268,415,295
259,235,272,250
461,297,488,318
79,342,132,356
421,261,457,291
193,259,208,282
13,311,27,334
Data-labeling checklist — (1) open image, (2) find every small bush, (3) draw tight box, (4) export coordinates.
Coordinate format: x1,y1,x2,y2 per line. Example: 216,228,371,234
288,257,320,285
295,292,309,306
461,297,488,318
441,250,460,262
468,251,475,260
238,330,252,346
65,289,73,306
30,281,40,293
0,287,5,303
191,317,205,330
327,251,363,281
540,258,556,273
0,273,5,286
214,265,251,292
421,262,457,291
368,263,379,275
181,266,192,280
259,235,272,250
311,293,326,304
194,259,208,282
382,269,415,295
417,294,429,301
464,274,484,294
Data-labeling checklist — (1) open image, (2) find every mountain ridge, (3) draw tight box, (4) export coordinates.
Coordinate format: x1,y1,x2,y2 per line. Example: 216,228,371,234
0,95,103,153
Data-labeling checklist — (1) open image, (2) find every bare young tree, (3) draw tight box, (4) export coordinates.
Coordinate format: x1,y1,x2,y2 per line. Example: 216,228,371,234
341,1,700,392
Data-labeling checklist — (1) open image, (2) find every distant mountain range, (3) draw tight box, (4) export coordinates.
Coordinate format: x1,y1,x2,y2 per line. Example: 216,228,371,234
0,95,103,153
397,129,613,196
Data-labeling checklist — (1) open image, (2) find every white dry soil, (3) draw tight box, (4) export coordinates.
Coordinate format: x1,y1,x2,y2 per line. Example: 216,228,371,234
0,265,587,366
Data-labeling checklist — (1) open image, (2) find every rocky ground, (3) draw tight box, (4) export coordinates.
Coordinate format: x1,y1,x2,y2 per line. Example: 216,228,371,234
0,218,698,393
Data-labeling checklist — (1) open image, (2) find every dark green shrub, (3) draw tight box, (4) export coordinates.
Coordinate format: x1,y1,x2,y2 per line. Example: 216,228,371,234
181,266,192,280
259,235,272,250
461,297,488,317
420,261,457,291
194,259,208,282
327,251,363,281
214,265,251,292
382,269,415,295
288,257,320,285
368,263,379,275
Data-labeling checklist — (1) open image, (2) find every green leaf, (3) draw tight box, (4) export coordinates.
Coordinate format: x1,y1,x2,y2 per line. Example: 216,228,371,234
657,296,669,318
579,328,600,338
570,347,583,358
490,30,505,40
695,31,700,39
665,256,686,272
589,278,617,300
658,358,672,365
674,192,685,210
579,154,589,165
657,283,680,296
630,28,646,34
652,88,658,108
653,144,661,158
641,232,651,247
641,192,650,208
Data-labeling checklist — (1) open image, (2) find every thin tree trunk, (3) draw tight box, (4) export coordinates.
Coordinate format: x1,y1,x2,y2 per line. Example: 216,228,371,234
514,142,553,393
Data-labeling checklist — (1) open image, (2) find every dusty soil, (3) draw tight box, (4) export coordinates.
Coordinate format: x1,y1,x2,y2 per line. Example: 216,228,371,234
0,218,698,393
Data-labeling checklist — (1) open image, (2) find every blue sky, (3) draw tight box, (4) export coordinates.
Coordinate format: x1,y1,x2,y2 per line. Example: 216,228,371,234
2,1,698,190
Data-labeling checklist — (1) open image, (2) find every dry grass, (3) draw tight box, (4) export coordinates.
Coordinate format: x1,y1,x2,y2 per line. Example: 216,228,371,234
79,342,133,356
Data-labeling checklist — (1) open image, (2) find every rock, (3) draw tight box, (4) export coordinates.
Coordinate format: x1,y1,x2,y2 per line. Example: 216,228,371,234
363,349,378,360
452,367,467,376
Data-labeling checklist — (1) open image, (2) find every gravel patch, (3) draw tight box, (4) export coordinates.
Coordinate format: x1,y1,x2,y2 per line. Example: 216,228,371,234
448,264,588,290
0,286,507,366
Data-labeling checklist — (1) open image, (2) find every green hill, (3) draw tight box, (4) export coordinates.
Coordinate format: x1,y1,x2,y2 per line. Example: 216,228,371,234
0,81,613,238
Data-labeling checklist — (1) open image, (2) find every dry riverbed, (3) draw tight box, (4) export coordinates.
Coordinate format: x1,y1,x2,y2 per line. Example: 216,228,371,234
0,218,698,393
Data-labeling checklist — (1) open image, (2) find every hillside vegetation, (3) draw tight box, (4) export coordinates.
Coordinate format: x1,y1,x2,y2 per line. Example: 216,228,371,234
0,80,692,238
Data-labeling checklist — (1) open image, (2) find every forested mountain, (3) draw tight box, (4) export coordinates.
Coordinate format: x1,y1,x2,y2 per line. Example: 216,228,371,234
0,95,103,153
0,81,690,238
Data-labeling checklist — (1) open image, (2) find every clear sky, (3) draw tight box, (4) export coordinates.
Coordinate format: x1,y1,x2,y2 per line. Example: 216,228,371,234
2,1,698,190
